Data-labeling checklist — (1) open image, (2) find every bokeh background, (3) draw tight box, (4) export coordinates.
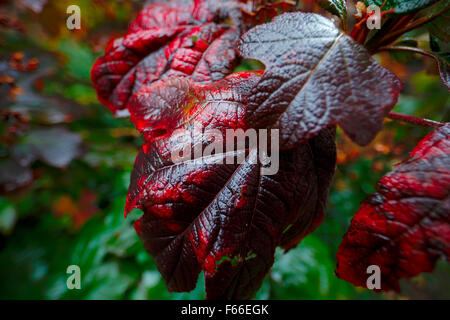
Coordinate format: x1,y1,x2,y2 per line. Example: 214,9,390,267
1,0,449,299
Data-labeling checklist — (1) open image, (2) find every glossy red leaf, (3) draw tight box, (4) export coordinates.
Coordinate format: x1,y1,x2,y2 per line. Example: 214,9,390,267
125,72,337,299
0,157,33,194
128,71,263,142
91,1,242,115
12,127,83,169
364,0,439,14
435,53,449,90
238,12,403,148
336,124,450,291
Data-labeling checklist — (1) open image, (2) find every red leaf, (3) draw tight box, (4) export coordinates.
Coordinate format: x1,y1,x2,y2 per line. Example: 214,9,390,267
238,12,403,148
91,2,242,115
125,71,337,299
128,71,263,142
336,124,450,291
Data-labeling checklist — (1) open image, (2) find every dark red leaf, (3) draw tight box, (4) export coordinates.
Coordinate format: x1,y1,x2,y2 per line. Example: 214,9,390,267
435,53,449,90
128,71,263,142
199,0,297,26
125,71,337,299
238,12,403,148
336,124,450,291
91,2,243,115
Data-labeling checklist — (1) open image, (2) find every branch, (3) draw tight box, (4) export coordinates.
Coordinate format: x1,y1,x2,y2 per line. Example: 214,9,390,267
350,7,395,45
387,112,444,128
374,45,449,70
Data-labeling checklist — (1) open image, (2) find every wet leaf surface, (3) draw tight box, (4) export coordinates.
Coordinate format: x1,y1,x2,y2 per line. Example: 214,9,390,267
238,12,402,148
336,124,450,291
363,0,439,14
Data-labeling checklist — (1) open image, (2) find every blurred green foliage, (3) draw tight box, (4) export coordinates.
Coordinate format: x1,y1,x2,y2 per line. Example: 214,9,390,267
0,0,449,300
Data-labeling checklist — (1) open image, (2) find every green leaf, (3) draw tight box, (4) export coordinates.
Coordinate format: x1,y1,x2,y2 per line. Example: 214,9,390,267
427,8,450,43
268,235,362,299
421,0,450,18
430,34,450,54
364,0,439,13
130,270,207,300
319,0,347,22
390,39,418,62
58,39,96,82
0,199,17,235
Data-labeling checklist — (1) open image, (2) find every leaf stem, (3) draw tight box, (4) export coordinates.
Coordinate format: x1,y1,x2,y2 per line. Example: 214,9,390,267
387,112,444,128
374,45,449,70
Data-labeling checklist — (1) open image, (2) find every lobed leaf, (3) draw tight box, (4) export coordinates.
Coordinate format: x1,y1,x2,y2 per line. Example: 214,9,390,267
427,8,450,43
238,12,403,148
336,124,450,291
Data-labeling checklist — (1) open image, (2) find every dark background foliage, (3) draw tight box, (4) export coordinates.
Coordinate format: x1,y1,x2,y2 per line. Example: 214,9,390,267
0,0,448,299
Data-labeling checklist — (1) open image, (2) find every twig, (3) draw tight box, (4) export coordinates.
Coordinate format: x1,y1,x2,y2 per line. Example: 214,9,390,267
374,45,449,69
387,112,444,128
